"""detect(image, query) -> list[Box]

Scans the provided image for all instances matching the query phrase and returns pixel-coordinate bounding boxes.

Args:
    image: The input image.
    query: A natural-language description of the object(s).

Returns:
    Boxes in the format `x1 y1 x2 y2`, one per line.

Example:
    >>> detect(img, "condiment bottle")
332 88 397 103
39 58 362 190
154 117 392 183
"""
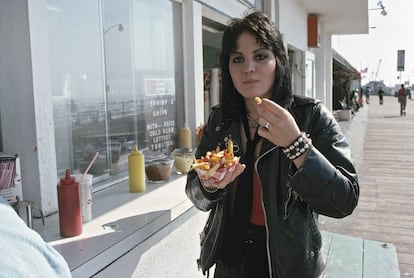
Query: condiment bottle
128 145 145 192
57 169 82 237
180 123 192 150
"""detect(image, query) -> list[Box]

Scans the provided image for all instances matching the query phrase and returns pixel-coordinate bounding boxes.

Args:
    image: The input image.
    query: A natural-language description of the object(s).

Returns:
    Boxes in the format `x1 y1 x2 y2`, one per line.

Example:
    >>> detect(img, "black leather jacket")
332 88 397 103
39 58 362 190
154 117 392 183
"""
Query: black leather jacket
186 96 359 278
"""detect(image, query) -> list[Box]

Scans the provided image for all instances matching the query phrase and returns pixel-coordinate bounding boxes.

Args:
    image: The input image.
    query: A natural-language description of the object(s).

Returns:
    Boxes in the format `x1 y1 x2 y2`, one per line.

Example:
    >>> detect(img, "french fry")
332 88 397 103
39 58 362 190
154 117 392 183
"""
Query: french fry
191 162 210 170
254 96 262 104
191 138 239 178
204 162 221 178
227 139 233 155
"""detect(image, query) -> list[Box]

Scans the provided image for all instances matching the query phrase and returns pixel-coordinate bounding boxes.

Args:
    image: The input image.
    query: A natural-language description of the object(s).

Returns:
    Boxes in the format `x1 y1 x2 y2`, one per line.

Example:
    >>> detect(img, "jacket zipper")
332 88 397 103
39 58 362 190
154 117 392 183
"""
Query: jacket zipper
283 185 293 221
255 145 279 278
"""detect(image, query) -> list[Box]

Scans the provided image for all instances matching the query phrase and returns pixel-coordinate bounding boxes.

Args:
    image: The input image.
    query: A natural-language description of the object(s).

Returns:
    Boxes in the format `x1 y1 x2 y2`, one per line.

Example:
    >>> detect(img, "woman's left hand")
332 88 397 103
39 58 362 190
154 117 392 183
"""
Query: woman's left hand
200 163 246 191
255 98 301 148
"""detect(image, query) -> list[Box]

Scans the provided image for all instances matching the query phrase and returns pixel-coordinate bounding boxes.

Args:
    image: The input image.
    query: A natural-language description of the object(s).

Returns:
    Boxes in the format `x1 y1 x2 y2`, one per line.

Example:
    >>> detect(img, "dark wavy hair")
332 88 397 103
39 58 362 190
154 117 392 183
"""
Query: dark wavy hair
220 12 293 120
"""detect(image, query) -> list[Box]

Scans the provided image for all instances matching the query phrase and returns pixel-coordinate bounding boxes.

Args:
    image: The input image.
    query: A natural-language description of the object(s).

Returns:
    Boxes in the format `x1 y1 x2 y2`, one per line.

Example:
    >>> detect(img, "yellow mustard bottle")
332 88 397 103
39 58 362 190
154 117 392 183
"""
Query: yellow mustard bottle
180 123 192 150
128 145 145 192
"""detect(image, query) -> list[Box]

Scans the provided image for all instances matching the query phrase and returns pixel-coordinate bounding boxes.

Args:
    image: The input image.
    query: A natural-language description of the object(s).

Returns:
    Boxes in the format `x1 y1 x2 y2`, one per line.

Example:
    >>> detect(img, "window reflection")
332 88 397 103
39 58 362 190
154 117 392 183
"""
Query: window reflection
48 0 182 187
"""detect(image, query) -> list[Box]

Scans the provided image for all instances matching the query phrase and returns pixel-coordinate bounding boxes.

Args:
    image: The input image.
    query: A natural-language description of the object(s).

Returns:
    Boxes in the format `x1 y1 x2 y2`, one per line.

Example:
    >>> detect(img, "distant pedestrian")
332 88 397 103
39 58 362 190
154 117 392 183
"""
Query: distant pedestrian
364 87 370 104
357 90 363 108
378 87 385 105
398 84 408 116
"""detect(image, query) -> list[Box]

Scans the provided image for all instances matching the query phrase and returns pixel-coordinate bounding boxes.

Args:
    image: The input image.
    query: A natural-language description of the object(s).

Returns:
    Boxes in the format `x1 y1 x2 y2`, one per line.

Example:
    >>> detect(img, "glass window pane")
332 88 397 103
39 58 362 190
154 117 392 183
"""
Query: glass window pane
48 0 183 187
47 0 107 179
131 0 179 153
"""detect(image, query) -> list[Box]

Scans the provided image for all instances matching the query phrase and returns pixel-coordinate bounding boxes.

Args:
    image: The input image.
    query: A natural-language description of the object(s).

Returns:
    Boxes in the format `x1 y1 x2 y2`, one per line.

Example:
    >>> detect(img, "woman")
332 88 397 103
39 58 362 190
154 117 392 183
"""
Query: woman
186 12 359 278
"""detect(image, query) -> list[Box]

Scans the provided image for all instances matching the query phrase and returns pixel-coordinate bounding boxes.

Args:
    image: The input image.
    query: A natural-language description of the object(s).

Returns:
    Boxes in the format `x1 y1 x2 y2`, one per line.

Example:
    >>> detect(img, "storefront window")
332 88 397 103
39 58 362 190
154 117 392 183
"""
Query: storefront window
47 0 182 187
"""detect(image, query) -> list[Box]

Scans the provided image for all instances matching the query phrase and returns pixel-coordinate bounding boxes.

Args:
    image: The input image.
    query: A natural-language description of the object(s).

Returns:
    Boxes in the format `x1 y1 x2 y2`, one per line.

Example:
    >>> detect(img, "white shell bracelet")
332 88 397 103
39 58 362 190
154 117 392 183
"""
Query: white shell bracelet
282 132 312 160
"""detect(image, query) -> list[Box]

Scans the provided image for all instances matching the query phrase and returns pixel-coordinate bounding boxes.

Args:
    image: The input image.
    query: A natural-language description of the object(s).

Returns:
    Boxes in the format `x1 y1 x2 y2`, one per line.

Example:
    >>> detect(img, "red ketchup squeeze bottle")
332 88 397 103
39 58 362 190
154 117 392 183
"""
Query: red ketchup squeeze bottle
57 169 82 237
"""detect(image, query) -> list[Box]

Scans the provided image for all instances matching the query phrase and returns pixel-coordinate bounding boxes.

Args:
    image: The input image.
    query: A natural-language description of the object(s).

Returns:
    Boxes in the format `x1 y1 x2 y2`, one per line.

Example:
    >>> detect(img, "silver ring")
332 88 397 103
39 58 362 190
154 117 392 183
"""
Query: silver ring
264 122 270 129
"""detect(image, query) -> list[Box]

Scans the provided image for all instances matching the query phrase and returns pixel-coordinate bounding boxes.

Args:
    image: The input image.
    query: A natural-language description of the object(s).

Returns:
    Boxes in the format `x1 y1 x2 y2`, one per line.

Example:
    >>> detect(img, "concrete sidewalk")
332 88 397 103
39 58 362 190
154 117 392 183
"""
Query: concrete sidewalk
97 96 414 278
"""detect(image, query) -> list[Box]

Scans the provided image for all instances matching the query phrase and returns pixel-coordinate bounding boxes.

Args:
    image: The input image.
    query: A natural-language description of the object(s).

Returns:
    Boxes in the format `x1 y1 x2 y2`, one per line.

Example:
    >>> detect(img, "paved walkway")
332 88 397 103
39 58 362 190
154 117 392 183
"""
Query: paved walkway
320 95 414 277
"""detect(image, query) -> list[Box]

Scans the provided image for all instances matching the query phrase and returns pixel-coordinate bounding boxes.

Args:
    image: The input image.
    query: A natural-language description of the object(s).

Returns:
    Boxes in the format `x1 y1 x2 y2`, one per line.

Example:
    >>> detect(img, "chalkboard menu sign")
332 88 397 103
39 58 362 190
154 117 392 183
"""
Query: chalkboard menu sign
143 95 176 153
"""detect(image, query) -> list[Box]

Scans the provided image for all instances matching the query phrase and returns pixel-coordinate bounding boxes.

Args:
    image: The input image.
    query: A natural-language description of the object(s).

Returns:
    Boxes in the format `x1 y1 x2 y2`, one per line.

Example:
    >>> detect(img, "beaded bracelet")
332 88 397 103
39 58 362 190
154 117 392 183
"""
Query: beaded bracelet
282 132 312 160
200 179 219 193
202 185 218 194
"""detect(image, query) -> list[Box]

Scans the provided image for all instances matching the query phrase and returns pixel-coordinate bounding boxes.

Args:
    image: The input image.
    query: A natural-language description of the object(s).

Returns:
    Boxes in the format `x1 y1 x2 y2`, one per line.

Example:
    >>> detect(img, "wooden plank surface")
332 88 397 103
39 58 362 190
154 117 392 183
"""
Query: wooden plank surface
319 96 414 277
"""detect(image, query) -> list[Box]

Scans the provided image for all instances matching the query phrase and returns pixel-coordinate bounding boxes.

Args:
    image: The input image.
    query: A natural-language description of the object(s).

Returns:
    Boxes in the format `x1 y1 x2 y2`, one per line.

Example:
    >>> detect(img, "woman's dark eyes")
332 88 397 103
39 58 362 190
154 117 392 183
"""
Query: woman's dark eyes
255 54 267 60
232 54 268 63
233 56 243 63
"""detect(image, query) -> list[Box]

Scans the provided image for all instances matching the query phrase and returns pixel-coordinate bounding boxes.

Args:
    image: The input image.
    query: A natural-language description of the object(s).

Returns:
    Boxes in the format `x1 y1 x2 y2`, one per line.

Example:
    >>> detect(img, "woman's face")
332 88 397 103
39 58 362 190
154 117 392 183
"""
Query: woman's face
229 32 276 100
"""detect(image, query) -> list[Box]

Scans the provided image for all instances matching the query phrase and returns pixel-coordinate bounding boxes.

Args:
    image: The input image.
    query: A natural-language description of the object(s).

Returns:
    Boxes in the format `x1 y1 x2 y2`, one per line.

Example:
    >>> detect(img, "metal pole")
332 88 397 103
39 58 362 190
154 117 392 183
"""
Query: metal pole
26 204 33 228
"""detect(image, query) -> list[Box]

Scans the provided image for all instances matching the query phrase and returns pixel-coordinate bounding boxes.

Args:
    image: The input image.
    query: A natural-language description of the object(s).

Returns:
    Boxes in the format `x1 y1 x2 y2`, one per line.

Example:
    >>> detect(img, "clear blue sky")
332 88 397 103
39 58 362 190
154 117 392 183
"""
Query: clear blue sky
332 0 414 87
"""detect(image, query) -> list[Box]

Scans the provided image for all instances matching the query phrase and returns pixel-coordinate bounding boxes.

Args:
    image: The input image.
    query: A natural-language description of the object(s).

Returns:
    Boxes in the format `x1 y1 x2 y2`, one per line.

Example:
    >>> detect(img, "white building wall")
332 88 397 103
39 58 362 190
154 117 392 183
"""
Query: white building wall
314 43 326 104
311 18 334 111
277 1 308 98
278 1 307 49
277 0 334 109
183 1 204 133
0 0 58 214
324 35 334 111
